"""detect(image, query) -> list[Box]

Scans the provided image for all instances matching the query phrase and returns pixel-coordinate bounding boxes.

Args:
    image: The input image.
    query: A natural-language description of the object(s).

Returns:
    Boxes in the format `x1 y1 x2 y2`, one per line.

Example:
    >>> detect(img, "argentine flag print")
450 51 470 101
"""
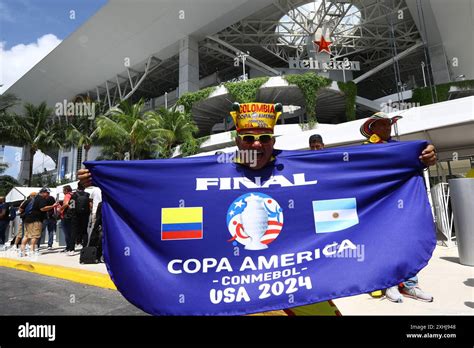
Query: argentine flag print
312 198 359 233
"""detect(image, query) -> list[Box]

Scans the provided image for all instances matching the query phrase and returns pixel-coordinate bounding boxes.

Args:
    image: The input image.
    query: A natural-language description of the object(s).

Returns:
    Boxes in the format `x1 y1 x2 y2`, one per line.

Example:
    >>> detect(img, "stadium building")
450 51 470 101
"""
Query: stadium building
4 0 474 192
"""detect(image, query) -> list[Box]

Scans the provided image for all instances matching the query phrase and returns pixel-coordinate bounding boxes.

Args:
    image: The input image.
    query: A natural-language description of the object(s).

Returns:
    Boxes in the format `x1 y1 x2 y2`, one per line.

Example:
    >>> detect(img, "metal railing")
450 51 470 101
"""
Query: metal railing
431 182 455 246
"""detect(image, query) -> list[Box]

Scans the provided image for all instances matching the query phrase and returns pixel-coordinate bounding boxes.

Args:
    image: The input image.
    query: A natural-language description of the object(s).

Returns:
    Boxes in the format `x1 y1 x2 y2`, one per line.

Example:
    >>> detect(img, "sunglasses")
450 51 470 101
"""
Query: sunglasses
237 134 274 144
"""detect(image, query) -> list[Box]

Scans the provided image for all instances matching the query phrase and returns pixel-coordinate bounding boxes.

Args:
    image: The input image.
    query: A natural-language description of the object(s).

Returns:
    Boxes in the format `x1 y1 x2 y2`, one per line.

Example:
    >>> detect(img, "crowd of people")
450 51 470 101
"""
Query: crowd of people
0 183 102 258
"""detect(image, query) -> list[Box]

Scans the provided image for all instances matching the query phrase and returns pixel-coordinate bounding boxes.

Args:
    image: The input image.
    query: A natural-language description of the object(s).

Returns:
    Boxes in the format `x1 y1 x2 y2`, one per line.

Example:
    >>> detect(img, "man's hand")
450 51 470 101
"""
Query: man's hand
419 144 437 167
77 168 93 188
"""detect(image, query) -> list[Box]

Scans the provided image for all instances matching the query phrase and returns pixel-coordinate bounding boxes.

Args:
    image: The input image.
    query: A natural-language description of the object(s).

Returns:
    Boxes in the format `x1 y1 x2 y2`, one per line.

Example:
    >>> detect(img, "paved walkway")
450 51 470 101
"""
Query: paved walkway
333 243 474 315
1 242 472 315
0 268 145 315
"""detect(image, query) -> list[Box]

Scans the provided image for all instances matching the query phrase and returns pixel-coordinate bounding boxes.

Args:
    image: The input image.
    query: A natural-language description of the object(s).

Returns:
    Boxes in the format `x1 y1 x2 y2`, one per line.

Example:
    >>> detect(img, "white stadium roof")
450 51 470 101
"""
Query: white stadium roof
6 0 275 110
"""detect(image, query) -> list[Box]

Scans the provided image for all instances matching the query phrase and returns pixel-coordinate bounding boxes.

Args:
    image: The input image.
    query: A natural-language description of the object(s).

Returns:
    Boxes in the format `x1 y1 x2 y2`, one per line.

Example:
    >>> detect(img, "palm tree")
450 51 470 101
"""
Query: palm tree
148 107 199 158
94 99 162 160
0 175 20 196
0 94 18 175
0 163 7 175
0 93 19 115
0 102 61 186
66 116 95 163
93 99 201 160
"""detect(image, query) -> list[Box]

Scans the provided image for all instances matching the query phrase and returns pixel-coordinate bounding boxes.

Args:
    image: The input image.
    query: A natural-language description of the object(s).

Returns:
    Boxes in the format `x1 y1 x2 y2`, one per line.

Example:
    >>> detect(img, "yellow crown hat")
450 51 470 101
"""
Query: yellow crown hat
230 102 283 132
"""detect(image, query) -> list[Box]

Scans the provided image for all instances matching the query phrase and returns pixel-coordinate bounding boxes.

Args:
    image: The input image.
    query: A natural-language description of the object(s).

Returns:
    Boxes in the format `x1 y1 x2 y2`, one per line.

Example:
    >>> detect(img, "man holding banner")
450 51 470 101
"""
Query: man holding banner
361 112 435 303
77 103 437 316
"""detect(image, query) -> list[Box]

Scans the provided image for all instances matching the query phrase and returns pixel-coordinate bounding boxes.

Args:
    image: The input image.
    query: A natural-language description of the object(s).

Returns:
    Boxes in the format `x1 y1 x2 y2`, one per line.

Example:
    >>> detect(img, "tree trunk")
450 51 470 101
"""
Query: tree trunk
84 144 91 163
28 149 36 186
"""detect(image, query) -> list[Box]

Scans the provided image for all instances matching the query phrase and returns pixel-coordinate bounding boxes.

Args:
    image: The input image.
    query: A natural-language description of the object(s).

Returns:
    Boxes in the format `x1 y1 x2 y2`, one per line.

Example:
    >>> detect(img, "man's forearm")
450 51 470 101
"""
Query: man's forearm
40 205 55 212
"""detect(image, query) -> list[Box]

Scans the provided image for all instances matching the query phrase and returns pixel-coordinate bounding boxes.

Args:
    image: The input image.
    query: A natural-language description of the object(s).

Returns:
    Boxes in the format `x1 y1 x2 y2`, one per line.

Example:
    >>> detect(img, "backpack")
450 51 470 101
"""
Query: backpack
72 191 90 215
23 198 35 218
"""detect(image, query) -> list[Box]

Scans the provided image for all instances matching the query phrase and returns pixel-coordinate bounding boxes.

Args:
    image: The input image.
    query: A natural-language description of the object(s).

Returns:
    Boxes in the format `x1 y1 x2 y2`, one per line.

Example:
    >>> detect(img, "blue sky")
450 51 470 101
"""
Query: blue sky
0 0 107 179
0 0 107 49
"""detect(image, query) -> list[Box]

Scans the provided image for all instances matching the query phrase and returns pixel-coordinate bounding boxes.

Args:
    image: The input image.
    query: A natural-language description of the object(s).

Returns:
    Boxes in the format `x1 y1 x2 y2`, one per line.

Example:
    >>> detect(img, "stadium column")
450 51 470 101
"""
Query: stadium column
406 0 451 84
178 36 200 97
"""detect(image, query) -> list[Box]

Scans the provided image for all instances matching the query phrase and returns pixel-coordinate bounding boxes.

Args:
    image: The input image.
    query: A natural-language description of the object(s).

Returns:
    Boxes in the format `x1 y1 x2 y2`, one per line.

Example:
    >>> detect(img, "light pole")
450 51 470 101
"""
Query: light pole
235 51 250 81
421 61 427 87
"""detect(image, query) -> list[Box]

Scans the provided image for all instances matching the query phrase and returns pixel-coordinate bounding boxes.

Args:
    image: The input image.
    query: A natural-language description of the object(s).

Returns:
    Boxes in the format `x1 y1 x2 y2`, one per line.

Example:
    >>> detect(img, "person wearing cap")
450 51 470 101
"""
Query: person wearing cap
309 134 325 150
229 102 341 316
361 112 436 303
15 192 37 251
39 188 58 250
20 188 58 257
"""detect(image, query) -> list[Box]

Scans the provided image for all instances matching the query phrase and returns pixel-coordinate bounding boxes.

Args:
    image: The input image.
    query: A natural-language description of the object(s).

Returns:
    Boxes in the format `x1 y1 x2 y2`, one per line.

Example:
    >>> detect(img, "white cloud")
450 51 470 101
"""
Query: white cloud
0 34 62 94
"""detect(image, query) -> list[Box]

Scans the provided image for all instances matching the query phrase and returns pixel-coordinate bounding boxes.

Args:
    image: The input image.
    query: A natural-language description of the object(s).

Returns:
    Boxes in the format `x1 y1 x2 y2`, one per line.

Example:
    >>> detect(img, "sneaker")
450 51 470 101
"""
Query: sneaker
385 285 403 303
18 250 24 257
400 286 434 302
47 246 52 250
67 251 74 256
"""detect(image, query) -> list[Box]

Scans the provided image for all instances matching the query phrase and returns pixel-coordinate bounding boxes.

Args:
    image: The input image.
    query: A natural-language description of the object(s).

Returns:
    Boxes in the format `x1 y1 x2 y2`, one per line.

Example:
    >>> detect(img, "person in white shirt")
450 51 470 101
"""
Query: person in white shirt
89 186 102 230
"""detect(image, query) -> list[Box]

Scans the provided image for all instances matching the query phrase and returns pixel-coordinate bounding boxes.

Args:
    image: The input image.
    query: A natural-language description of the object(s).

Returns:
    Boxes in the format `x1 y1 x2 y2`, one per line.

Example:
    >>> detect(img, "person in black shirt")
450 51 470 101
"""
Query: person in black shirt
37 189 58 250
70 183 92 248
20 188 58 257
0 196 10 250
16 192 37 250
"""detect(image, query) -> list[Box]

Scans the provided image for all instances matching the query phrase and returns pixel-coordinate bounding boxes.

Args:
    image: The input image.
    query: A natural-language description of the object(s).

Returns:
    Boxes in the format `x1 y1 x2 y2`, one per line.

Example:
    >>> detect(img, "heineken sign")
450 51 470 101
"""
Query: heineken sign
289 34 360 71
289 57 360 71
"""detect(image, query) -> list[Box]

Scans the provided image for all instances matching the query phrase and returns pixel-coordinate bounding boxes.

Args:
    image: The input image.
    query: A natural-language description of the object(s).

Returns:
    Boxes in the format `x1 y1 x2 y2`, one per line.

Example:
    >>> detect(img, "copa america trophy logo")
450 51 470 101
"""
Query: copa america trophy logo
226 193 284 250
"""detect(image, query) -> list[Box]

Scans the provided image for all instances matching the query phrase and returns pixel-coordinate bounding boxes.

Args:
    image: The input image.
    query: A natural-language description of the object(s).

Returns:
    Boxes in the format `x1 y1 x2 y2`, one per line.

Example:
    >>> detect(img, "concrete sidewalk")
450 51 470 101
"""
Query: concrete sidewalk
0 243 472 315
0 244 114 290
333 244 474 315
0 245 108 274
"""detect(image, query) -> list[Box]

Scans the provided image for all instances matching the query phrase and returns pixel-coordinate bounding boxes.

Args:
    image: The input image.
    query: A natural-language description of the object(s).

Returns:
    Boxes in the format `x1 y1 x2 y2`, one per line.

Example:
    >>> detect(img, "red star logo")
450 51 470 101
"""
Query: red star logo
313 36 332 54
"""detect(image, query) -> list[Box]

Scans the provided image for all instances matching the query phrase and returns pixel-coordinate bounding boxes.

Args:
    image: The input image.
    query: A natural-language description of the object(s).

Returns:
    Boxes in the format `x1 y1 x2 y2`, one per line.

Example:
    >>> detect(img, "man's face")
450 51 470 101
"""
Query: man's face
309 141 324 151
371 119 392 141
235 129 275 170
0 196 4 204
40 192 49 199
